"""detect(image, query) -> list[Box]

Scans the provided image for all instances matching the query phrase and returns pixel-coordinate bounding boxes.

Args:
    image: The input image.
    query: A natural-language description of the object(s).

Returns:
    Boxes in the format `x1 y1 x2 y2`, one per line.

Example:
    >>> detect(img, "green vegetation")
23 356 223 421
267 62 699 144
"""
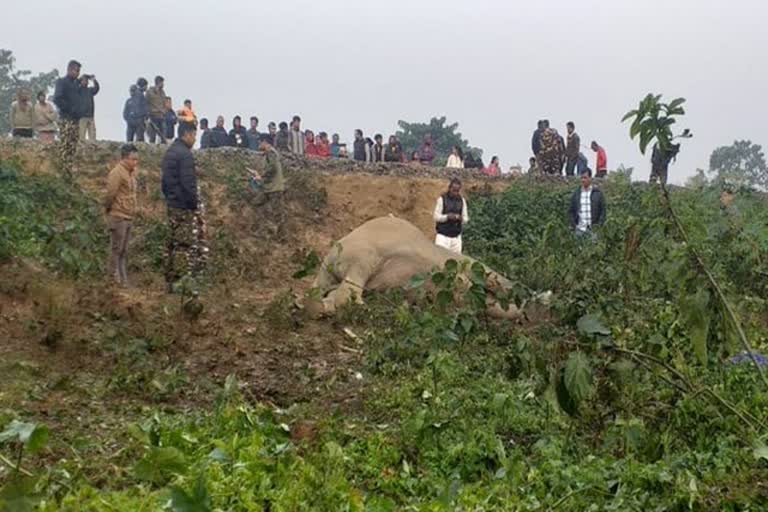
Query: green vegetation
1 155 768 510
0 159 104 276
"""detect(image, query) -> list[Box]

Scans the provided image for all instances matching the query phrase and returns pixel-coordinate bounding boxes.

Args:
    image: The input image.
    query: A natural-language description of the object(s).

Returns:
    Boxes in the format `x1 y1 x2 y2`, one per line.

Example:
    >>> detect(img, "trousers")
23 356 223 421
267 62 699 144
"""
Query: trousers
435 233 463 254
108 217 132 285
165 207 208 284
57 119 79 177
79 117 97 141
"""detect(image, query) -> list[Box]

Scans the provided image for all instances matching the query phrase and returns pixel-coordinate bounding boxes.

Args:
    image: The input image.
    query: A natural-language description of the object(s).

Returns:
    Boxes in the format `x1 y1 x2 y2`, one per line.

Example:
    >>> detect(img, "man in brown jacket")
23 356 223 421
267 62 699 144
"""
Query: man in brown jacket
146 76 168 144
104 144 139 286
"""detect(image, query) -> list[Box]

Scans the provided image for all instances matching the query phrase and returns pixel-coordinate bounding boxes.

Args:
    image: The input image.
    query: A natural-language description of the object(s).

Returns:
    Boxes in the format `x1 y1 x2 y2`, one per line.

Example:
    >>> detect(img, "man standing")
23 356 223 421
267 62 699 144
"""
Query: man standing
330 133 346 158
210 116 230 148
650 143 679 185
177 99 197 129
538 121 565 175
433 178 469 254
266 122 277 145
591 141 608 178
34 91 58 143
372 134 385 162
199 118 212 149
289 115 305 155
161 123 204 292
53 60 83 176
146 76 168 144
565 121 580 176
276 122 291 152
569 169 606 236
384 135 402 162
257 136 287 238
123 85 148 142
247 116 261 150
353 129 371 162
10 89 35 138
229 116 248 148
104 144 139 286
78 74 100 141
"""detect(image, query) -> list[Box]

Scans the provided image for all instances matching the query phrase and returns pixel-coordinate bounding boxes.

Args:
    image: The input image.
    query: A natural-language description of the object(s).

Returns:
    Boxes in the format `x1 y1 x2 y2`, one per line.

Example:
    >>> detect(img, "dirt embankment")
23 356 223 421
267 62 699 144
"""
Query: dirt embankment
0 140 511 418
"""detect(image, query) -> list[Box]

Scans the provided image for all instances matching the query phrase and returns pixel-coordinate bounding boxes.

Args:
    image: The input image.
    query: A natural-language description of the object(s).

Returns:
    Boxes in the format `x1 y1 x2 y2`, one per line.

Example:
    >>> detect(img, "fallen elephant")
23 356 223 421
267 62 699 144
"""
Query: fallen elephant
306 216 550 319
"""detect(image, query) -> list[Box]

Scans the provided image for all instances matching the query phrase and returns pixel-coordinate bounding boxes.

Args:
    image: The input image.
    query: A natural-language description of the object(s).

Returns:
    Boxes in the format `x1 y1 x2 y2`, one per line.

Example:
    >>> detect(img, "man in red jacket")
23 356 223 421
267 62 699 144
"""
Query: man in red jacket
591 141 607 178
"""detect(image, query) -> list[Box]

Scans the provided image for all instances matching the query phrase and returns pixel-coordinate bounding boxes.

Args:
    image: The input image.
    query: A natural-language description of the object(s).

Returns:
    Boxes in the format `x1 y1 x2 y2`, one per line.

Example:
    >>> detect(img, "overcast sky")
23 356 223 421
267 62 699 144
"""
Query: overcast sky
5 0 766 183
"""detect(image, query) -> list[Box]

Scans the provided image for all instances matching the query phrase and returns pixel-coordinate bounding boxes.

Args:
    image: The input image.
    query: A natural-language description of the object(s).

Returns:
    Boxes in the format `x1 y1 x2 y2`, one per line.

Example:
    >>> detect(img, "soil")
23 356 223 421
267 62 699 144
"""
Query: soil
0 141 513 440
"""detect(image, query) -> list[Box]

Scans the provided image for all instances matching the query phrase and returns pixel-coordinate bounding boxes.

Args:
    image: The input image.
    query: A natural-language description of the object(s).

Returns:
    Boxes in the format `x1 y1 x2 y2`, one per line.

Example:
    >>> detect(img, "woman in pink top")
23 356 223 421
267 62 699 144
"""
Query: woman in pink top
483 156 501 176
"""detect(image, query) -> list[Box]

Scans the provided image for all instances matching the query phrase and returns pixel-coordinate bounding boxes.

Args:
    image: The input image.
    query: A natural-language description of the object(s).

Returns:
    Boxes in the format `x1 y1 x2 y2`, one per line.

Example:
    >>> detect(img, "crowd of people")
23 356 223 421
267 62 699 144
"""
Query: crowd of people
14 59 615 294
527 119 608 179
7 59 678 186
8 61 525 179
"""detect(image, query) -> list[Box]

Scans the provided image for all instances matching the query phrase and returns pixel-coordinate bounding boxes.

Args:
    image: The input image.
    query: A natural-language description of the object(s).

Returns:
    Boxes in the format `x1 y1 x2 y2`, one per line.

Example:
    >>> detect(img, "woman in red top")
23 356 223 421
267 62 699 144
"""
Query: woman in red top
483 156 501 177
305 130 320 157
316 131 331 158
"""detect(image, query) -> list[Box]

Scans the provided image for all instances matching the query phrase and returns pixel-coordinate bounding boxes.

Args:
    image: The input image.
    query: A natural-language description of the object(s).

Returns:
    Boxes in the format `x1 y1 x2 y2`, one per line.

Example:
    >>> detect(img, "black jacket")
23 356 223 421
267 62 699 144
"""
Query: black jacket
200 129 212 149
161 139 198 210
531 128 544 155
53 76 82 121
209 127 231 148
569 187 606 228
229 126 248 148
78 81 100 118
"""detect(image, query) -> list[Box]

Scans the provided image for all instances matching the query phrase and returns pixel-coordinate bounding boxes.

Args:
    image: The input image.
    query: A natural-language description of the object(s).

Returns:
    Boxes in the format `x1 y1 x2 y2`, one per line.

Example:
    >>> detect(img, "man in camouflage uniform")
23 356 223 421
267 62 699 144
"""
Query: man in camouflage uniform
53 60 83 178
257 136 287 239
161 123 207 292
538 120 565 175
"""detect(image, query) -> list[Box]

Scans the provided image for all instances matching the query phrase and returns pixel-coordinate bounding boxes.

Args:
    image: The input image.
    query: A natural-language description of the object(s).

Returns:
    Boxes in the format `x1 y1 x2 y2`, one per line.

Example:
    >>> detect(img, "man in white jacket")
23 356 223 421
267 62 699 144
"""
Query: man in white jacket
433 178 469 254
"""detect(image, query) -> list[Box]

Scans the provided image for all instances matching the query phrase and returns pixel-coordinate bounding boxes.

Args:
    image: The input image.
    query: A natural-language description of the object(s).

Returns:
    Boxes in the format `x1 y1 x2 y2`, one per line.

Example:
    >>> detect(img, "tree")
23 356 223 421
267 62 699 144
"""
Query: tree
622 93 690 155
0 49 59 134
395 116 482 165
708 140 767 190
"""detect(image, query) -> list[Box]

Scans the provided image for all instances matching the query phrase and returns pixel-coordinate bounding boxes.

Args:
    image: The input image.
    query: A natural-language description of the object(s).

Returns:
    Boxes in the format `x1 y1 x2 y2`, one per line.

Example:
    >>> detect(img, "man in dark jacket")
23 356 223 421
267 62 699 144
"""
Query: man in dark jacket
199 118 212 149
275 122 291 152
53 59 83 177
78 74 100 141
564 121 581 176
161 123 206 291
123 85 148 142
372 134 385 162
209 116 231 148
569 169 606 236
229 116 248 148
247 117 261 150
353 129 371 162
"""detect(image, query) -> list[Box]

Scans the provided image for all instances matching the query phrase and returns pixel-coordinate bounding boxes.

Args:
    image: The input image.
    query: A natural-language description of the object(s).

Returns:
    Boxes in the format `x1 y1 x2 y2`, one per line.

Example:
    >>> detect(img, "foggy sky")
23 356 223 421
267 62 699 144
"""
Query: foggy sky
5 0 767 183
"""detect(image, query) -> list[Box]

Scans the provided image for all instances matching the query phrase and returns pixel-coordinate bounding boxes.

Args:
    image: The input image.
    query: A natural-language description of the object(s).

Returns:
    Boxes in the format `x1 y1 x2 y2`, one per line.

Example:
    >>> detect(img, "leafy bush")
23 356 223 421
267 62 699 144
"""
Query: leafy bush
0 159 105 276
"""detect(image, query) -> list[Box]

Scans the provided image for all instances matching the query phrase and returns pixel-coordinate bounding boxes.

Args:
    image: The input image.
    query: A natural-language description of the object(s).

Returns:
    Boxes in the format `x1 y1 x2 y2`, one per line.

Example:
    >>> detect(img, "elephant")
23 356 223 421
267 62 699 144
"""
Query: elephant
306 216 545 319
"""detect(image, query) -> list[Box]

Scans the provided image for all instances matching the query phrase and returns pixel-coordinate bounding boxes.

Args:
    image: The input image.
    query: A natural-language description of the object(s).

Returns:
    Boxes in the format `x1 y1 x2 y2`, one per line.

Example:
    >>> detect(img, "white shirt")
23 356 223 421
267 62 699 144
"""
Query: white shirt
446 154 464 169
577 187 592 232
433 196 469 225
